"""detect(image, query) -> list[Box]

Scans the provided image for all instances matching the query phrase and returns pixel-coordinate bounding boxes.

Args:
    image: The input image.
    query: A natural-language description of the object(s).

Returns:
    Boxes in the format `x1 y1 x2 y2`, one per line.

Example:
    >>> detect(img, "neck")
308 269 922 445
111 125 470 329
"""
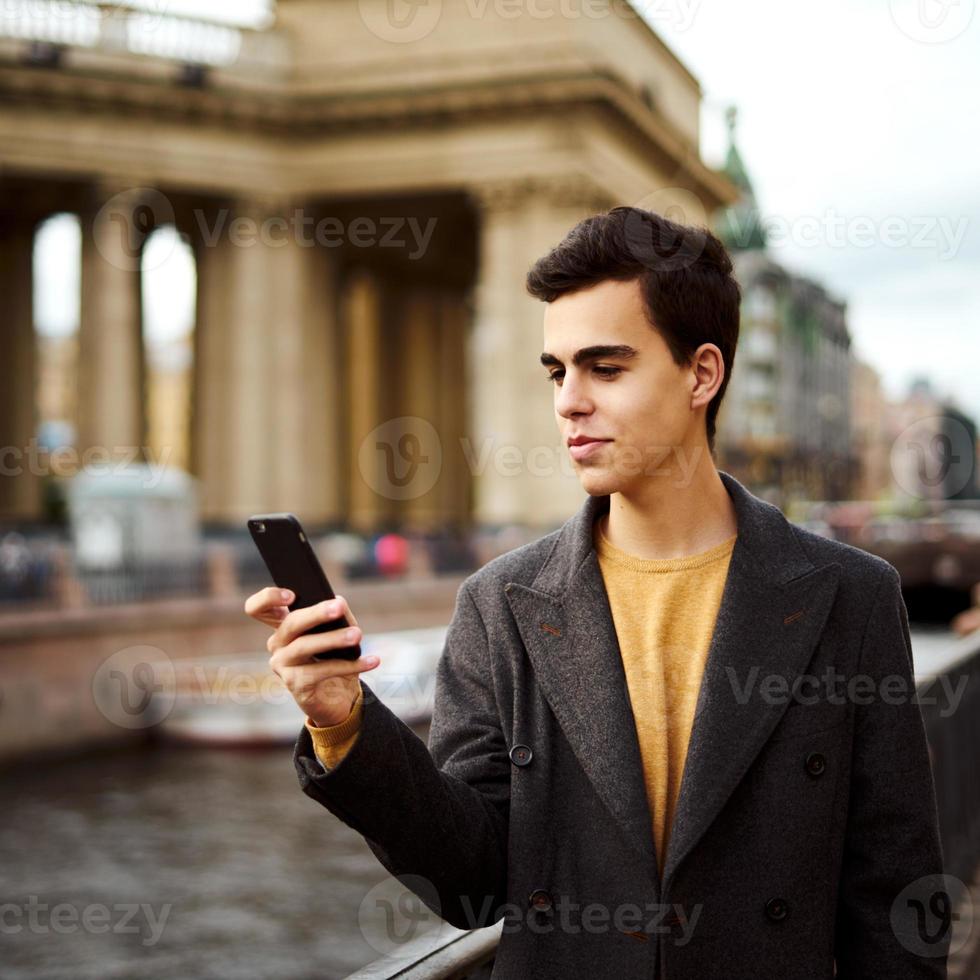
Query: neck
598 457 738 561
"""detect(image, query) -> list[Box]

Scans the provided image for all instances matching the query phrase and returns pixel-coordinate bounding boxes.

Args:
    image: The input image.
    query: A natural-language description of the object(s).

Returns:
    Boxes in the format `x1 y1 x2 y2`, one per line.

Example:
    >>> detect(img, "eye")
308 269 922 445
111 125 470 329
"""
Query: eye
545 366 622 385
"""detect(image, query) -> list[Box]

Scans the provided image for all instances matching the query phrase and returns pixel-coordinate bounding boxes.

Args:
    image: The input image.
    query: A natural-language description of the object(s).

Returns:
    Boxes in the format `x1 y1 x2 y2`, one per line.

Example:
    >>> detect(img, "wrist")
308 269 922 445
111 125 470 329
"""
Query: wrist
307 687 362 731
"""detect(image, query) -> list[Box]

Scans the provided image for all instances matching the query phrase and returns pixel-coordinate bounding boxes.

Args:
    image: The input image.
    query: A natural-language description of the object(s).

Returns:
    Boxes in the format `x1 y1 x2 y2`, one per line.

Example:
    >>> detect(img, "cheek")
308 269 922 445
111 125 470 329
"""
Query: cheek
617 380 675 421
621 389 689 445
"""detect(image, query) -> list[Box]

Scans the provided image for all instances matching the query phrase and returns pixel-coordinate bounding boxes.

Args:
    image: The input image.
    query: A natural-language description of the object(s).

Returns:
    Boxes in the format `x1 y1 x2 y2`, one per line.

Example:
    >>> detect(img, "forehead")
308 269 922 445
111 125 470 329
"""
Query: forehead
542 278 652 350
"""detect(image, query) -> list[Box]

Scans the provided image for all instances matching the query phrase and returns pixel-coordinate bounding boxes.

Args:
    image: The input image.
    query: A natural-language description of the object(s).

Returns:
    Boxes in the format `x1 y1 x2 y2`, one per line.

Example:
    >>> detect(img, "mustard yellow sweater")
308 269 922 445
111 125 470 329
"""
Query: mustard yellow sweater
593 516 736 872
307 516 736 873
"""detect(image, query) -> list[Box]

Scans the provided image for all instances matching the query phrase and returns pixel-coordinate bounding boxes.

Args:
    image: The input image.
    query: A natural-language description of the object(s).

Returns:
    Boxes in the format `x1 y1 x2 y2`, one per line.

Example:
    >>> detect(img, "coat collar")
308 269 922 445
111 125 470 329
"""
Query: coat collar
503 469 841 898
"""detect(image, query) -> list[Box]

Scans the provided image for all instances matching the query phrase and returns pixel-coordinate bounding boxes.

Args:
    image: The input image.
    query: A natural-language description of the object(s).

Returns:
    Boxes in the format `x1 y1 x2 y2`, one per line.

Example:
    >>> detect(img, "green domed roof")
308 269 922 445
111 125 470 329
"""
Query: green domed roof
718 106 767 251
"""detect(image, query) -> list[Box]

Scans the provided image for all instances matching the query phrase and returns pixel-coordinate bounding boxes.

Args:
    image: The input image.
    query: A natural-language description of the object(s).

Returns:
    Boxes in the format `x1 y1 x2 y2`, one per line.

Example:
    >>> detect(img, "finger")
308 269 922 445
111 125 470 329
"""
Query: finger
244 586 294 617
333 594 359 629
273 624 363 667
256 606 290 630
274 597 352 648
284 652 380 682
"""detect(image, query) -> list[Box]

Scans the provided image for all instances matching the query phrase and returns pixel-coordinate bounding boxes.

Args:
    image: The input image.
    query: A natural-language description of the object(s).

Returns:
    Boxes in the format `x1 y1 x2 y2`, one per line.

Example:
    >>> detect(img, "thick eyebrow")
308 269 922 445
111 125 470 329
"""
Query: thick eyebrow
539 344 640 369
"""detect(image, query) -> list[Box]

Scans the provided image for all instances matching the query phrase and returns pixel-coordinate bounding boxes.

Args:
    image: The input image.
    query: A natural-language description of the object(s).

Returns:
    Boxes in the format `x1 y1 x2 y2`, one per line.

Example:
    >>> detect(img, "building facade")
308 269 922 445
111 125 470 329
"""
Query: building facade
715 110 857 505
0 0 737 534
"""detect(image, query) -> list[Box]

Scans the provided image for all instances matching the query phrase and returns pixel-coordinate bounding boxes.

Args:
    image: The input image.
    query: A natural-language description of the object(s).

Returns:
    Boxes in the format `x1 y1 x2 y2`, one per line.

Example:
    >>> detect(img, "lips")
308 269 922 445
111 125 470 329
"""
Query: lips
568 438 611 462
567 436 611 447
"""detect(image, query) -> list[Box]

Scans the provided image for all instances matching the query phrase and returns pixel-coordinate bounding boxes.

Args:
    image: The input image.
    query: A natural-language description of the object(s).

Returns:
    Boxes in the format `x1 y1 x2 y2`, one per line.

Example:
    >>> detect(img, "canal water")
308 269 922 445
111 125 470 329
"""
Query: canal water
2 628 960 979
0 721 441 980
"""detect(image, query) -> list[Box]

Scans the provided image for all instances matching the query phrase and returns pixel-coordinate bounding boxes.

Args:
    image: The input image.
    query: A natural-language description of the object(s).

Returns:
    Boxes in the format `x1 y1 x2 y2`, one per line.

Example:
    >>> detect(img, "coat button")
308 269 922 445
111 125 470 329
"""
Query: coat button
528 889 553 912
765 897 789 921
805 752 826 777
510 744 533 767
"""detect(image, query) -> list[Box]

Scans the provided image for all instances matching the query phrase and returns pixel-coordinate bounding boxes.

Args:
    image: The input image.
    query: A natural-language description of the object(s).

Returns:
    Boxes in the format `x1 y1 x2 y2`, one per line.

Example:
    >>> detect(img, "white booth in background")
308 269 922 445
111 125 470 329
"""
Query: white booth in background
66 464 202 602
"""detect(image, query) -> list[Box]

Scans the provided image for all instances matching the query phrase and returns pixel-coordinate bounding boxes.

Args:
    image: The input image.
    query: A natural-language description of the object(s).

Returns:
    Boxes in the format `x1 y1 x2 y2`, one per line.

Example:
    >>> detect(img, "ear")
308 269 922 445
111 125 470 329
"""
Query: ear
690 344 725 408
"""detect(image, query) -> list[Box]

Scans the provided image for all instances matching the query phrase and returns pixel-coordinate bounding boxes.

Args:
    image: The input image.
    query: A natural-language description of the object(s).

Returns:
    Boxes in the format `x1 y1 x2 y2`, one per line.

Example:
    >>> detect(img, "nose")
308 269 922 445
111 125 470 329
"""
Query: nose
555 371 594 421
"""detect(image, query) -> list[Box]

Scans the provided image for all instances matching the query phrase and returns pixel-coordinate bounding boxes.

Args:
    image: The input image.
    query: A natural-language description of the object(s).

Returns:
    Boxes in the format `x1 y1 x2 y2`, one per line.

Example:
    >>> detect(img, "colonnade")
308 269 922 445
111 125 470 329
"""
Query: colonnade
0 175 611 531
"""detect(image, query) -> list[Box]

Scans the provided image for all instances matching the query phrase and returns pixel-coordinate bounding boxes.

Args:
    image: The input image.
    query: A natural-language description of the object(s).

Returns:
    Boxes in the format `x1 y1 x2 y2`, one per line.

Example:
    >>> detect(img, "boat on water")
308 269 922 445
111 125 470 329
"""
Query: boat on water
156 626 448 747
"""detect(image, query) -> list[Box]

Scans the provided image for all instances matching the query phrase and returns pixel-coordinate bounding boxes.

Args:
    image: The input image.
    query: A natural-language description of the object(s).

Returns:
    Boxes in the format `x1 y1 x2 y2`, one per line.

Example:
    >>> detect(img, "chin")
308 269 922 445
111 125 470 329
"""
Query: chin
576 468 622 498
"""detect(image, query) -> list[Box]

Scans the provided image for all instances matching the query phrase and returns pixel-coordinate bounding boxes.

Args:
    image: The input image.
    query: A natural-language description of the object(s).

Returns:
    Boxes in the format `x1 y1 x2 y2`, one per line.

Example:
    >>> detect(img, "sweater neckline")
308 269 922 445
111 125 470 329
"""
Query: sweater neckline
594 515 737 573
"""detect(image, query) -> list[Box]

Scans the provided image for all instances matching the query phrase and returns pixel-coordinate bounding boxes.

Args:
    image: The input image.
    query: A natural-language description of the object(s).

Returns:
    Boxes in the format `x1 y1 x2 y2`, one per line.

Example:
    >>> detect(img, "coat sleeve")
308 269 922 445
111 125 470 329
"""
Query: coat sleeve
834 564 950 978
292 579 511 930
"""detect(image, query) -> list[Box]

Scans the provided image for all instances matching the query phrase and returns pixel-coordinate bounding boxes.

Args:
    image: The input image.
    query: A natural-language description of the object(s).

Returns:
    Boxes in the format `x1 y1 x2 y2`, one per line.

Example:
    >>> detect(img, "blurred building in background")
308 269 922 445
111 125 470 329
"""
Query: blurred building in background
2 0 976 615
715 109 857 506
0 0 738 541
850 357 893 502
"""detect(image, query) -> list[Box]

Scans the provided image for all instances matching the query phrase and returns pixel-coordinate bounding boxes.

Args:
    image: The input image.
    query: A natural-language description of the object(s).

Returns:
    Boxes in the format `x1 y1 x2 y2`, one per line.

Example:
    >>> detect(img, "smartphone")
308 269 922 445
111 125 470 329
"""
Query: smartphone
247 513 361 661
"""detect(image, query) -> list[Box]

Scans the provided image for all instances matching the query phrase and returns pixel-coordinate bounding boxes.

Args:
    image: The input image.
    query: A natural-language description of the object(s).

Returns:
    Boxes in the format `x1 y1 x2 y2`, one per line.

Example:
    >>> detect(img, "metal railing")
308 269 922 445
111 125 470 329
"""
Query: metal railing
72 555 210 604
344 922 502 980
0 528 483 609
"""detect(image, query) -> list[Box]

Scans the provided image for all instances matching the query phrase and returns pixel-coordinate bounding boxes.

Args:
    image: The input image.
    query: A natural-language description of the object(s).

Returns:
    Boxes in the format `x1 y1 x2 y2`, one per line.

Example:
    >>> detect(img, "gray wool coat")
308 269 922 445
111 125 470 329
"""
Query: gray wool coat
293 469 950 979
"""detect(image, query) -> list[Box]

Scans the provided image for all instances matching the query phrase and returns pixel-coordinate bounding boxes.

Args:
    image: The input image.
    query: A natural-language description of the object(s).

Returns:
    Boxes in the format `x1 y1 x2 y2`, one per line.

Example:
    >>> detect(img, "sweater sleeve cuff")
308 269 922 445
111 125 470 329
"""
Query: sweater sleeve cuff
305 688 364 751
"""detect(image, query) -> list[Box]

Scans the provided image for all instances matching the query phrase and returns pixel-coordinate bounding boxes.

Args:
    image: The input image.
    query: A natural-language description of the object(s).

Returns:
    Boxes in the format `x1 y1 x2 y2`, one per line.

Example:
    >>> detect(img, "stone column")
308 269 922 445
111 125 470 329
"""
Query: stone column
191 213 234 523
437 289 471 528
0 215 43 522
192 196 344 526
398 284 442 533
77 184 146 463
344 267 386 534
468 176 613 529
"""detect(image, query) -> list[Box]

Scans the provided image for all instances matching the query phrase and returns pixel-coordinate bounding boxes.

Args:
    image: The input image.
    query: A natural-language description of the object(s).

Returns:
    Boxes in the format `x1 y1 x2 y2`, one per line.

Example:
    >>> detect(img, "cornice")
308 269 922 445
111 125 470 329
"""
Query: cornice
0 65 736 207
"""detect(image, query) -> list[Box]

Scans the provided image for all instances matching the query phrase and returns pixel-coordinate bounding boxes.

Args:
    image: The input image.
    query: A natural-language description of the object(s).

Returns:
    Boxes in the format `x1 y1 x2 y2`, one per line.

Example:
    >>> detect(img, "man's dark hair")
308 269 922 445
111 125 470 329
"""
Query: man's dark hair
525 206 741 454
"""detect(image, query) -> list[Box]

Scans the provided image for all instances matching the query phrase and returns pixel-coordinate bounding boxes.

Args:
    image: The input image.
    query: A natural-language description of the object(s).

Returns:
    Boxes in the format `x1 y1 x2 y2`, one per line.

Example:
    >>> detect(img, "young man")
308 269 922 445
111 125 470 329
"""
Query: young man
250 208 949 978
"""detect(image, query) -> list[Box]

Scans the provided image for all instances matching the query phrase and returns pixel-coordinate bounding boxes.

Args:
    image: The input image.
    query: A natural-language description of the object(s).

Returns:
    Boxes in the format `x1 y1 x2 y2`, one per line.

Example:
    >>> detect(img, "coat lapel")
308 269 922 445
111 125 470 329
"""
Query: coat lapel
503 470 842 896
505 556 662 890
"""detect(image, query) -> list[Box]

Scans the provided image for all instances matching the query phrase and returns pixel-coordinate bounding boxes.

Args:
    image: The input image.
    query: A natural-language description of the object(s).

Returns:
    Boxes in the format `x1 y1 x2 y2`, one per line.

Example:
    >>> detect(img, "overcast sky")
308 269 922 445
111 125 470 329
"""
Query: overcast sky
652 0 979 422
34 0 979 424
